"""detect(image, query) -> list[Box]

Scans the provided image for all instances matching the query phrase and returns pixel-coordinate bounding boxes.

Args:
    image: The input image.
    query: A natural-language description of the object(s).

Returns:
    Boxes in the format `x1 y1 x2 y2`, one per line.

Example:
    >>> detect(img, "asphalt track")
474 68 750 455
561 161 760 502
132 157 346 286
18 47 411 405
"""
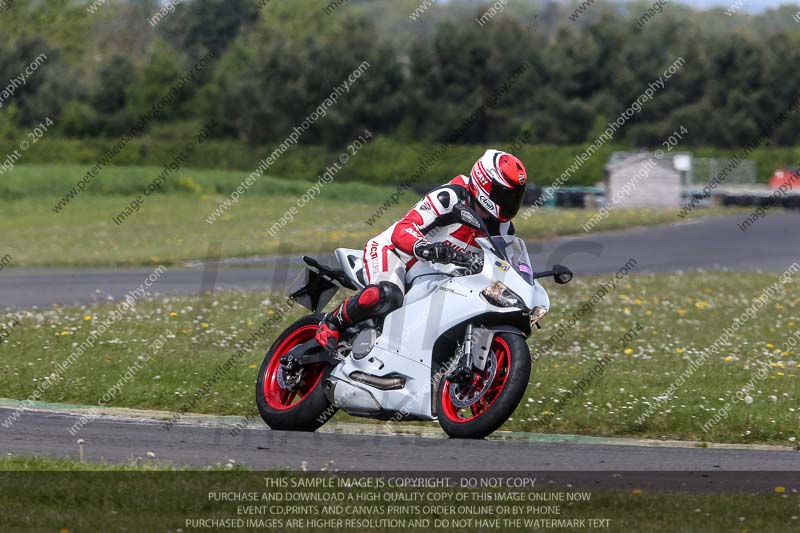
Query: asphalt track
3 212 800 310
1 405 799 491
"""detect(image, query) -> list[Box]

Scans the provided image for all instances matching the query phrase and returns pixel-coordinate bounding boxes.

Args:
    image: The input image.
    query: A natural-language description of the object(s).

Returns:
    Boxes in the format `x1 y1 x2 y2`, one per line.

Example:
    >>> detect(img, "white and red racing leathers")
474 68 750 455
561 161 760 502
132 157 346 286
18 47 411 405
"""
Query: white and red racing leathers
363 175 515 291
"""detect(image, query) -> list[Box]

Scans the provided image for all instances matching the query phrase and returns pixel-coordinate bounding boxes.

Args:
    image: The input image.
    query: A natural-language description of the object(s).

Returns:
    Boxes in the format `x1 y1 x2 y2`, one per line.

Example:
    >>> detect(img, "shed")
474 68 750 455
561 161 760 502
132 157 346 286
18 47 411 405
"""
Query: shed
604 152 683 209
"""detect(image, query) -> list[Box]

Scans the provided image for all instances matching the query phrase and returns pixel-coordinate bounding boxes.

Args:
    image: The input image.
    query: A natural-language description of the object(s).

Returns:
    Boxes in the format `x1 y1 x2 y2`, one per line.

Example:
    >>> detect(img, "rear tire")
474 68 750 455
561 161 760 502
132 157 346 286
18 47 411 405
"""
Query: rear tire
256 314 337 431
436 333 530 439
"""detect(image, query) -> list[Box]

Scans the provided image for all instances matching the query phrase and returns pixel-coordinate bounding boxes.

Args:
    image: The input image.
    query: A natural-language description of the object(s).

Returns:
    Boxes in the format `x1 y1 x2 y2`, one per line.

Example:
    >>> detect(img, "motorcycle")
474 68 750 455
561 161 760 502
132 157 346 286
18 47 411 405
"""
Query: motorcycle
256 204 573 439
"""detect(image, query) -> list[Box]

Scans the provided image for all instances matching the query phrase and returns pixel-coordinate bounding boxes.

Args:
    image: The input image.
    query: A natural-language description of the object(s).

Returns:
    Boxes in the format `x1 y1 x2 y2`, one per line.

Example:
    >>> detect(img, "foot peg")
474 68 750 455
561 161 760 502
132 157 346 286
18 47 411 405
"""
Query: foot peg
281 339 340 368
279 354 301 372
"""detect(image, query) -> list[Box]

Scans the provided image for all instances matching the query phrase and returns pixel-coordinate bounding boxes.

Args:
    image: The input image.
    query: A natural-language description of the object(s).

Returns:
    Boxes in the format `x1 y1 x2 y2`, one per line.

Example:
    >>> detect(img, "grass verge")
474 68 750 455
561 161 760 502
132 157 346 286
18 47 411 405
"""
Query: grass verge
0 456 232 471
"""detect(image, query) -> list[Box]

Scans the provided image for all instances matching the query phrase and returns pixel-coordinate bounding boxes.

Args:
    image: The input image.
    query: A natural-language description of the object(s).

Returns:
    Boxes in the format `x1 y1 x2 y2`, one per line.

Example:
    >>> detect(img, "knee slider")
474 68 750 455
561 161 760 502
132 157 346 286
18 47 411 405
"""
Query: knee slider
376 282 404 314
356 286 381 308
354 283 403 316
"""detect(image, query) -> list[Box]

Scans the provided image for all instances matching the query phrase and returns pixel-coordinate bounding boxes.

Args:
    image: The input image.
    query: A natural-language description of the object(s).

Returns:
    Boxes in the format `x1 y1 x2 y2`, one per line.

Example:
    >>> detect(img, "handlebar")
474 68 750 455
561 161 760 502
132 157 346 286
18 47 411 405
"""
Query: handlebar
449 251 483 274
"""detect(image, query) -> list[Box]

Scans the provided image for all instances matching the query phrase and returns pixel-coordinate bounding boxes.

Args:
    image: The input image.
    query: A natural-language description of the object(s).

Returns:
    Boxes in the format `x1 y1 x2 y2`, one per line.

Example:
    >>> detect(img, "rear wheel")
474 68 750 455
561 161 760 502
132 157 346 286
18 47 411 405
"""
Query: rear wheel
436 333 530 439
256 314 337 431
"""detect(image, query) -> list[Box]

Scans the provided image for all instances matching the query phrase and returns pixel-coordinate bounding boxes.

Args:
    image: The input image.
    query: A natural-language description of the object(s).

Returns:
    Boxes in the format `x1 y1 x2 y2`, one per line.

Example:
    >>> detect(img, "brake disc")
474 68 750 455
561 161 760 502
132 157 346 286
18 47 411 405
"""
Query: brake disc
448 350 498 408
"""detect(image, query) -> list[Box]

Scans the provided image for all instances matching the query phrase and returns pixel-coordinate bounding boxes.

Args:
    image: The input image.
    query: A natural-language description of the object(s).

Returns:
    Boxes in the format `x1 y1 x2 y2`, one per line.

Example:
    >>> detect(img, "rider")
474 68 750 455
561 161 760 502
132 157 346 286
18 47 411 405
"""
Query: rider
315 149 528 351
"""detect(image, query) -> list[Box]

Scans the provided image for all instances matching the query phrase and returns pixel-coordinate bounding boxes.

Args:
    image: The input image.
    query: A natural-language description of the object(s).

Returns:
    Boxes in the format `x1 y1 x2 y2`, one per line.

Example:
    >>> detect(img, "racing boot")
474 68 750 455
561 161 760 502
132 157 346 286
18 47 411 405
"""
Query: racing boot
315 282 404 352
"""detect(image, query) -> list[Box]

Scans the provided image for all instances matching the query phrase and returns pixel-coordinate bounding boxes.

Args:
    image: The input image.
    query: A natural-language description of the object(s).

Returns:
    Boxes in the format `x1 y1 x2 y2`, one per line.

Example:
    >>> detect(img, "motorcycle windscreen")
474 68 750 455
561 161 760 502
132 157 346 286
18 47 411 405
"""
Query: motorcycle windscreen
503 237 535 284
286 267 339 312
476 236 534 284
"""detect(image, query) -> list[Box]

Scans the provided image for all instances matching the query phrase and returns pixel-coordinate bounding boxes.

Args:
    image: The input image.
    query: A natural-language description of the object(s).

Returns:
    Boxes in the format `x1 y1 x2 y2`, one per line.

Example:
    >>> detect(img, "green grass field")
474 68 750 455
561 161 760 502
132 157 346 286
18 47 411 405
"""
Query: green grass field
0 457 229 471
1 164 736 267
2 272 797 445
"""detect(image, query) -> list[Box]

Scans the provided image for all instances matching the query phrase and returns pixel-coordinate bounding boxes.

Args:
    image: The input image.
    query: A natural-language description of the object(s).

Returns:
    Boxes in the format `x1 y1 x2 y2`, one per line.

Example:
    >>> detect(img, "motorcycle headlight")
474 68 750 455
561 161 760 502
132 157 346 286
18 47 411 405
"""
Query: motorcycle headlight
481 281 526 309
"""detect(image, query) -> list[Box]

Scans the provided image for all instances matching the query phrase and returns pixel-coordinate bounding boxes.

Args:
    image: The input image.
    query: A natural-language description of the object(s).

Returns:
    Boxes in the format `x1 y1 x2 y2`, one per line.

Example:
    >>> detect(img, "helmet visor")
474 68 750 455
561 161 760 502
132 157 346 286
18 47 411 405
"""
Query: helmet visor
490 183 525 221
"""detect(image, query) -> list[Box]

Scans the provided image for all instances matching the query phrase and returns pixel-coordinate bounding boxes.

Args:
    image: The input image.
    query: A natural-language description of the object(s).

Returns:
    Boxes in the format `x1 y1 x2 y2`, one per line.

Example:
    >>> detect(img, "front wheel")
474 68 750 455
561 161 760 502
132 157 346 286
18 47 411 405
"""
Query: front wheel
256 314 337 431
436 333 530 439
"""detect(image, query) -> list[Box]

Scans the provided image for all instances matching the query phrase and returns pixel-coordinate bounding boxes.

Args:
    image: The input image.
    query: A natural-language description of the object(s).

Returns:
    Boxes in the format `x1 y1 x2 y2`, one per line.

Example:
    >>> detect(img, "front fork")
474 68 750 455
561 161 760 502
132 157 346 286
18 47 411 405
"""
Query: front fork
447 324 476 384
463 324 474 368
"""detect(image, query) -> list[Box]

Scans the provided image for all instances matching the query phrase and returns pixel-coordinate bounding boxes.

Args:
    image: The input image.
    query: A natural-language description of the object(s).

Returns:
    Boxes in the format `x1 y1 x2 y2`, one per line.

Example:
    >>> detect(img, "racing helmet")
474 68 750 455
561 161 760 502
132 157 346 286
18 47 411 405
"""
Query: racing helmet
468 149 528 222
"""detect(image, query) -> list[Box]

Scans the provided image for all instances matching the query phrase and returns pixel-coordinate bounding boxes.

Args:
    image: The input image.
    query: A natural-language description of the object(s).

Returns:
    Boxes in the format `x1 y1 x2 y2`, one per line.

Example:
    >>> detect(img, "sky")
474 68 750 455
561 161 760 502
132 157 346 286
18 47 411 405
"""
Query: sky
447 0 800 14
671 0 797 11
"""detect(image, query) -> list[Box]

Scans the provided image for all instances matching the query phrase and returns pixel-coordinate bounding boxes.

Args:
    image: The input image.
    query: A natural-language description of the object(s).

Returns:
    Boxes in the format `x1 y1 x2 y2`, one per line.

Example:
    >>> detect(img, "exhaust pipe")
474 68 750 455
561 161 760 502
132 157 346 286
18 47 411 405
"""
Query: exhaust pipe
349 371 405 391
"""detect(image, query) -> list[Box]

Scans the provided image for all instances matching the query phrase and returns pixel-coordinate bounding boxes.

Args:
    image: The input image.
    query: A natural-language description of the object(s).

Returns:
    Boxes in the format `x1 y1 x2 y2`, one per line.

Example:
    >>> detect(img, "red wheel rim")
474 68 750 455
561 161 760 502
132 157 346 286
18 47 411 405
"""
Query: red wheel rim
440 337 512 424
262 324 325 410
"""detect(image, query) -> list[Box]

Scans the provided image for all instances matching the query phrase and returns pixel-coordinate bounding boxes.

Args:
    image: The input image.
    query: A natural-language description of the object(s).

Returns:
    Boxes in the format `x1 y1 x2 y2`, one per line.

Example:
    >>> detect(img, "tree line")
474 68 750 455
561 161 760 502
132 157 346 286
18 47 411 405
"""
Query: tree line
0 0 799 151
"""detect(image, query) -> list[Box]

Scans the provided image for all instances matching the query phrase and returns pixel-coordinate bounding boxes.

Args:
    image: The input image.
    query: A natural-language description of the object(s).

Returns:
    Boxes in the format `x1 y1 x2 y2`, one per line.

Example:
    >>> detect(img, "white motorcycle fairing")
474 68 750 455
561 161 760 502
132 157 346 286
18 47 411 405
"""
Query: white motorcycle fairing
326 236 549 421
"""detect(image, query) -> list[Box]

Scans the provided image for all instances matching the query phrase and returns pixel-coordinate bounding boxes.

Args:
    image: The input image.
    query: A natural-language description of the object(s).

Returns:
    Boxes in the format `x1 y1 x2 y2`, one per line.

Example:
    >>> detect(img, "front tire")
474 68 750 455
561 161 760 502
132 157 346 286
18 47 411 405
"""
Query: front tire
436 333 530 439
256 314 337 431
